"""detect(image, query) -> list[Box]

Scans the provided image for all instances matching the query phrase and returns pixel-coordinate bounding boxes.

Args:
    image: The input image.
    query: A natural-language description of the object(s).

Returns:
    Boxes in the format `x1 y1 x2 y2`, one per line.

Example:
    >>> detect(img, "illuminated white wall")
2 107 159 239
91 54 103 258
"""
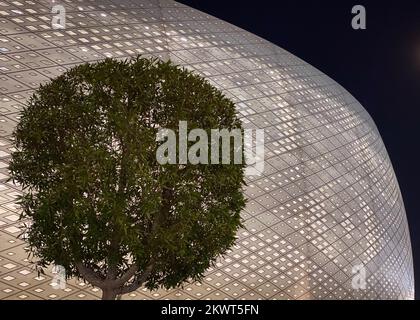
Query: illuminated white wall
0 0 414 299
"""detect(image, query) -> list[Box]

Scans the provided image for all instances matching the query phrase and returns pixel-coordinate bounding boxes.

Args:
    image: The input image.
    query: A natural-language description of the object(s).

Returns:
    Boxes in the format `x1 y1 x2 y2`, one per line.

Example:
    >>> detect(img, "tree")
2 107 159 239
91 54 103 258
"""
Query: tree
9 56 246 300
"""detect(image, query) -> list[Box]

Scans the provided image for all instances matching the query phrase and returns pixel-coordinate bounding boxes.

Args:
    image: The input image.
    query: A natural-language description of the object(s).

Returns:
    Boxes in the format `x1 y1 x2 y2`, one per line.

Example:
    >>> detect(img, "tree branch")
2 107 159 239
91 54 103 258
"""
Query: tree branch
110 187 172 294
111 263 138 287
75 262 106 288
106 128 131 281
117 260 154 295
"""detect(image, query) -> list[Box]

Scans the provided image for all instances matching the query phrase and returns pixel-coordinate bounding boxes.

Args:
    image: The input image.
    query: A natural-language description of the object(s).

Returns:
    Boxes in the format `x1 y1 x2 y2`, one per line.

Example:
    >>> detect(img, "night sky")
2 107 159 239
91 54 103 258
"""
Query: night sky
178 0 420 298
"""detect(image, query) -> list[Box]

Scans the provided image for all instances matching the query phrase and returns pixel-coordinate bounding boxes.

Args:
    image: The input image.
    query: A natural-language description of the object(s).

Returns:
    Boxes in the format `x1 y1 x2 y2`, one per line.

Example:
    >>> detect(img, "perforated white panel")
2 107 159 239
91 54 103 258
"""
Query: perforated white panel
0 0 414 300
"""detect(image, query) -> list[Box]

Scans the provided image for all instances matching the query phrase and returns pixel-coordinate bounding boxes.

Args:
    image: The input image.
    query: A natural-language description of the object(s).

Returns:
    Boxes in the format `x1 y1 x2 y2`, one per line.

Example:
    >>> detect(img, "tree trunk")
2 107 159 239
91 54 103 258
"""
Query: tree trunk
102 288 117 300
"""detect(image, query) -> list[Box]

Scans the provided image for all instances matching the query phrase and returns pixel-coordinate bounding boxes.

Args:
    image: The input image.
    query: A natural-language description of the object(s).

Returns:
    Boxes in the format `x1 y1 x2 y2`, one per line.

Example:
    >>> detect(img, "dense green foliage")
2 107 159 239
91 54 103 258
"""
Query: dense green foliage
9 56 246 299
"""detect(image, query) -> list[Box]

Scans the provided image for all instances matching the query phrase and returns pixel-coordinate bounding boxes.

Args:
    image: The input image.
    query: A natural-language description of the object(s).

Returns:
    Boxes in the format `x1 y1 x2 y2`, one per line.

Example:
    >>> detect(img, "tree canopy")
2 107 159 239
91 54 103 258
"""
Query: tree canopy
9 56 246 300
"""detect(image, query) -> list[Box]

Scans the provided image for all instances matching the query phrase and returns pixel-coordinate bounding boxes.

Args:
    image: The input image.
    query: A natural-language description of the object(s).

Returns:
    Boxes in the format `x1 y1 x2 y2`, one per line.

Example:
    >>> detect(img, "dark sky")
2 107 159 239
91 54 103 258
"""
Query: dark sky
178 0 420 298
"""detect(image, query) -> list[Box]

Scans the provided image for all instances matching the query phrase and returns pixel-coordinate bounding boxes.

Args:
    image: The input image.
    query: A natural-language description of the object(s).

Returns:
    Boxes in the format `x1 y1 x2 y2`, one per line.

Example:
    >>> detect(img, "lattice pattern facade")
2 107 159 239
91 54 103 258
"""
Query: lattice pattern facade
0 0 414 300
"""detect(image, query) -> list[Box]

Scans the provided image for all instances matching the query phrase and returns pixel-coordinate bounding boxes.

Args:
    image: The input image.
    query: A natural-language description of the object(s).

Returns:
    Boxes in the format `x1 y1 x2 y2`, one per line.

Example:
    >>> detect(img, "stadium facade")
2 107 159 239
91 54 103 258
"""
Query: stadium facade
0 0 414 299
